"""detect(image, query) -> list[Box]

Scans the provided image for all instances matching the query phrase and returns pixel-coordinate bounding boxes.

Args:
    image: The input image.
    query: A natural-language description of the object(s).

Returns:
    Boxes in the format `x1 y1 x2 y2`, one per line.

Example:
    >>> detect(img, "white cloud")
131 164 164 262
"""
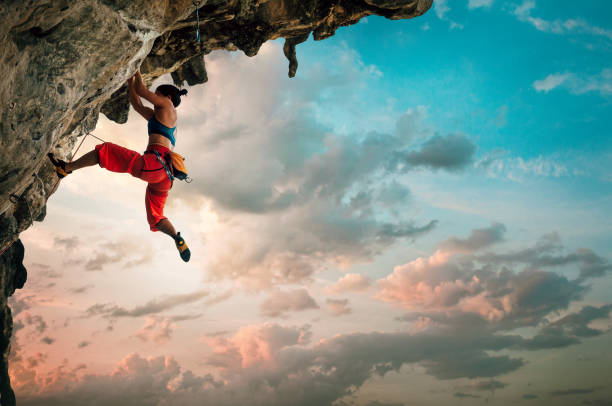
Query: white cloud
514 1 612 40
477 151 570 181
468 0 493 9
534 70 612 96
514 156 568 177
433 0 463 29
449 21 465 30
573 69 612 95
533 73 571 93
434 0 450 19
169 43 483 288
514 0 535 18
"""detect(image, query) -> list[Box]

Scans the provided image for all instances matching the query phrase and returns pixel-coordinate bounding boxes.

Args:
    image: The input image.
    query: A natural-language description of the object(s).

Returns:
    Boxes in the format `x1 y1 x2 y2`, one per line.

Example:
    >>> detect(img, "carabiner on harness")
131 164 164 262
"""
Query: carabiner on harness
151 150 174 182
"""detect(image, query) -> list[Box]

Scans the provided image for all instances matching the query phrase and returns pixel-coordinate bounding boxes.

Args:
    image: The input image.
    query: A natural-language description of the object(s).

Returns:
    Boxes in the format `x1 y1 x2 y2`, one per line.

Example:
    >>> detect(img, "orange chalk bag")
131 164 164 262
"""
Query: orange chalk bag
168 151 190 182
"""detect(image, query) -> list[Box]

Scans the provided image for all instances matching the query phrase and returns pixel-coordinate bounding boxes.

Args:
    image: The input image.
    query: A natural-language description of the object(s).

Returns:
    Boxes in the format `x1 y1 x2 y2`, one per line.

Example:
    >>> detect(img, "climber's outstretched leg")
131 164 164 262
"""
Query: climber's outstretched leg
65 150 99 171
146 184 191 263
47 144 106 178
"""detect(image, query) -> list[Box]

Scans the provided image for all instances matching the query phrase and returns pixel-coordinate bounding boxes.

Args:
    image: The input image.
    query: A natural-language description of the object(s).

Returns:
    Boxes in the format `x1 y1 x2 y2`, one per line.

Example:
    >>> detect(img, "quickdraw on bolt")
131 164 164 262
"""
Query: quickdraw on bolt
9 193 20 204
193 1 202 43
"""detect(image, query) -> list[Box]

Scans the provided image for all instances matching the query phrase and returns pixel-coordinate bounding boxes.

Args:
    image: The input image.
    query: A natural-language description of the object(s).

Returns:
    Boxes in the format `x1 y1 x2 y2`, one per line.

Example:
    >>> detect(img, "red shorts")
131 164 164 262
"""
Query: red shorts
95 142 172 232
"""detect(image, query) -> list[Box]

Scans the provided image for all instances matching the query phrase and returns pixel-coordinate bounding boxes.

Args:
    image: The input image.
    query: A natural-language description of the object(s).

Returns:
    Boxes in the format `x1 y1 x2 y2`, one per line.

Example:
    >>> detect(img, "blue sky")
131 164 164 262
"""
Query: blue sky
297 0 612 158
11 1 612 405
291 0 612 256
327 0 612 154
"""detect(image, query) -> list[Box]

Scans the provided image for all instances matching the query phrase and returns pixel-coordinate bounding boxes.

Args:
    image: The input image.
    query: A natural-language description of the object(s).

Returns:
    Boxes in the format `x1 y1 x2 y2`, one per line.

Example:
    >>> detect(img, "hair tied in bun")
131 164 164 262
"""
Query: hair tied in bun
156 84 188 107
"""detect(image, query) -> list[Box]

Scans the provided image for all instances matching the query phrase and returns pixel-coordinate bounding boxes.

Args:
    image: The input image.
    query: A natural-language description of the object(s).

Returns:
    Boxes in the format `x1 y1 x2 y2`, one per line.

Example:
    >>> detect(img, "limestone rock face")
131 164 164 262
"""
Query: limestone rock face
0 0 432 403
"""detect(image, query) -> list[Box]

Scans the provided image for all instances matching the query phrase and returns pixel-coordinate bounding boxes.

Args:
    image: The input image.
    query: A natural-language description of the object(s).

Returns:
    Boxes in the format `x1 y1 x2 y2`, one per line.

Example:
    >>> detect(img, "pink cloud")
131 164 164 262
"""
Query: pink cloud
132 314 202 344
326 299 352 316
376 247 533 322
133 317 175 344
260 289 319 317
376 250 485 312
376 224 507 319
326 273 372 293
376 226 589 327
204 323 311 369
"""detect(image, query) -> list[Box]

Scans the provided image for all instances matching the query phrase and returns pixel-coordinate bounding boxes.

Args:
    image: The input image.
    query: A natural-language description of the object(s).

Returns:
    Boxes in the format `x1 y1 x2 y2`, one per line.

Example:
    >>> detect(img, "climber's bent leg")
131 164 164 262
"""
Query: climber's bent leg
145 184 170 232
155 218 177 239
146 182 190 262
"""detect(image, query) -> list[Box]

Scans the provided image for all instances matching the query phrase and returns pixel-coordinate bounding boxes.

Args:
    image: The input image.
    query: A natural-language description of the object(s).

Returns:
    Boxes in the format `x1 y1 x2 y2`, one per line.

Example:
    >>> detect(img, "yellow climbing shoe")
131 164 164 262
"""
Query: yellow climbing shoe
47 153 72 179
175 232 191 262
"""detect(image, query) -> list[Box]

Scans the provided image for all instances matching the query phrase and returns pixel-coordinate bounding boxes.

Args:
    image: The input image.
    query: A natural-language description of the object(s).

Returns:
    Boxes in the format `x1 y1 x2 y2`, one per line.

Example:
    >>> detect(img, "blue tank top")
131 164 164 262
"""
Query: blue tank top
148 115 176 146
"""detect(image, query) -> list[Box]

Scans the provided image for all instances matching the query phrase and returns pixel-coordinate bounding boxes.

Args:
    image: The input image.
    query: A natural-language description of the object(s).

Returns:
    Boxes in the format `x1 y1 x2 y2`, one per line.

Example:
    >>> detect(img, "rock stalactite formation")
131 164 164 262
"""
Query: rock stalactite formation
0 240 26 406
0 0 432 403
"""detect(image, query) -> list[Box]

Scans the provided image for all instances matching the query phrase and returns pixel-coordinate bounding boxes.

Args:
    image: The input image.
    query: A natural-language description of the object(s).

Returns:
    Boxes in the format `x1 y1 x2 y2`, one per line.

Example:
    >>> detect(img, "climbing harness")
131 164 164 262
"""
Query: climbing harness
147 149 175 182
193 0 202 43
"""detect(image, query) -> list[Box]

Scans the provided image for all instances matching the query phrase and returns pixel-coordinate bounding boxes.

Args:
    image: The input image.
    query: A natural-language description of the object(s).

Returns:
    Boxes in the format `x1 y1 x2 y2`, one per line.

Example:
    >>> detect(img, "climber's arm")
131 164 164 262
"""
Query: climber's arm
127 76 154 120
133 70 172 108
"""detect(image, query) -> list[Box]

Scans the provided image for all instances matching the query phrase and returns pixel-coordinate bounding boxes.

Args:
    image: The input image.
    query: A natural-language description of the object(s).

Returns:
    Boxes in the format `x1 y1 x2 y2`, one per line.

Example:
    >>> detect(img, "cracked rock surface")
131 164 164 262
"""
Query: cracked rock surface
0 0 432 403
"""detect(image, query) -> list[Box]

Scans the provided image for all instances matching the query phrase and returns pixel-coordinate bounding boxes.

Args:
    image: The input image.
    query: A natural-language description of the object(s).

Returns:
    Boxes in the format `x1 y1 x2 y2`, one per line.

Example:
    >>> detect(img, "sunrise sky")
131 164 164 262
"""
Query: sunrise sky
9 1 612 405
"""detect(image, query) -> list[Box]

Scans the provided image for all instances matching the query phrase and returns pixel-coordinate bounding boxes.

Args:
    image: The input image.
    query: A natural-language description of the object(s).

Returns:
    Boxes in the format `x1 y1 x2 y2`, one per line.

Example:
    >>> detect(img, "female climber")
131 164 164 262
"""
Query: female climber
47 70 191 262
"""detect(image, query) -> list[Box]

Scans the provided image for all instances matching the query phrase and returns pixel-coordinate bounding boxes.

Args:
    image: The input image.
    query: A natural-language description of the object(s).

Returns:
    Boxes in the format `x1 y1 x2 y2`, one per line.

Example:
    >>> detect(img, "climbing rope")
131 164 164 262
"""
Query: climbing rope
193 0 202 43
0 243 11 257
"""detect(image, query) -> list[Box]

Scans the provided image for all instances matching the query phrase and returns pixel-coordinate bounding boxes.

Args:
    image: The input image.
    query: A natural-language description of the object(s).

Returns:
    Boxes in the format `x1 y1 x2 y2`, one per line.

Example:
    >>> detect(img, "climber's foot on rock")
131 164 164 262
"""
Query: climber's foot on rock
47 153 72 178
